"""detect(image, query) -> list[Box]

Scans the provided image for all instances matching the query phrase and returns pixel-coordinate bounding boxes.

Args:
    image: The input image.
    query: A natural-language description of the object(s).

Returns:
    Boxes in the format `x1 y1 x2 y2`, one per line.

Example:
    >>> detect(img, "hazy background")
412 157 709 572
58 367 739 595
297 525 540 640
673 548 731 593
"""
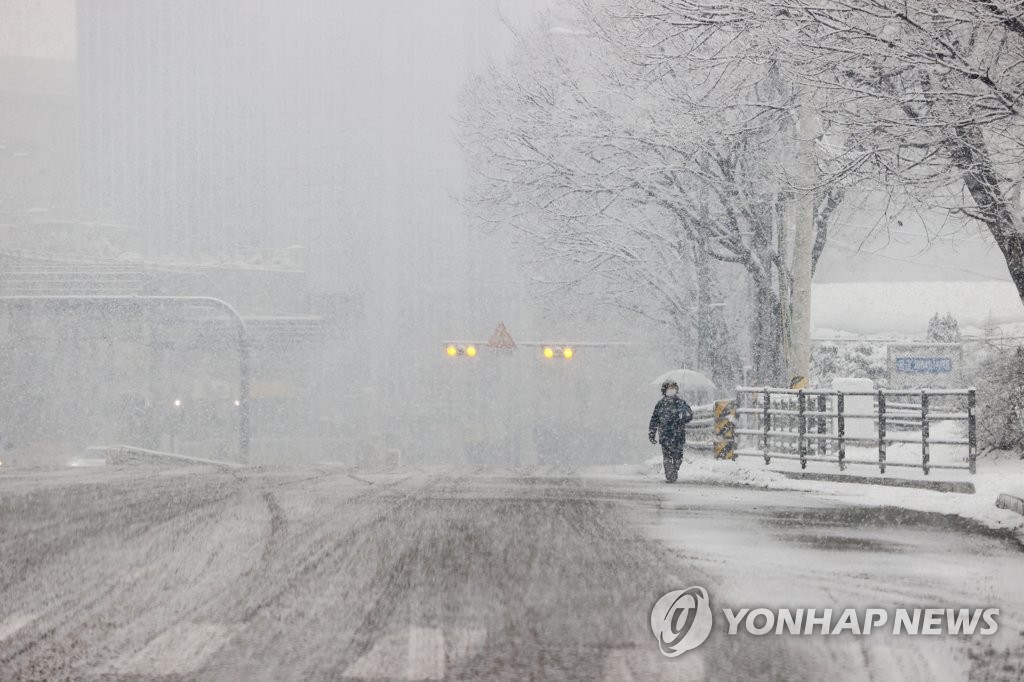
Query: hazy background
0 0 1016 465
1 0 658 465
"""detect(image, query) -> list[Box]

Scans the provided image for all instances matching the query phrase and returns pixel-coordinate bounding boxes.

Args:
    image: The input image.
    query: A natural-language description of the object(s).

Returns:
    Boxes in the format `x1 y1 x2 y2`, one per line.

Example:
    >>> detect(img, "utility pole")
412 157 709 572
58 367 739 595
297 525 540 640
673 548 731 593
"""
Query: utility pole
789 93 816 384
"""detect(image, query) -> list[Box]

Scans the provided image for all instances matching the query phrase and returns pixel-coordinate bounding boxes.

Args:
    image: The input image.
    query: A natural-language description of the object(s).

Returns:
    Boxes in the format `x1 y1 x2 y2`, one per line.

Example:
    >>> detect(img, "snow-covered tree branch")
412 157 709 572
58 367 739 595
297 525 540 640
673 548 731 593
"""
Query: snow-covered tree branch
620 0 1024 303
460 4 844 383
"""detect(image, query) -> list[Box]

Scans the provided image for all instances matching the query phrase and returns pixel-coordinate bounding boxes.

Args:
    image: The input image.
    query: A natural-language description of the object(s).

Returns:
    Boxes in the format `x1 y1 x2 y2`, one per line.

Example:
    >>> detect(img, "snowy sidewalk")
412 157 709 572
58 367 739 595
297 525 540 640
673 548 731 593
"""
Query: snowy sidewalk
583 448 1024 543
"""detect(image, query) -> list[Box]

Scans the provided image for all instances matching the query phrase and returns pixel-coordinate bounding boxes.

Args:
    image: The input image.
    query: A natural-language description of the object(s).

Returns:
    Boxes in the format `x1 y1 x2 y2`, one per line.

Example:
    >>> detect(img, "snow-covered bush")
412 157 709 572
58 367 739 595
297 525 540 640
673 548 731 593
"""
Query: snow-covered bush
973 346 1024 454
810 341 887 388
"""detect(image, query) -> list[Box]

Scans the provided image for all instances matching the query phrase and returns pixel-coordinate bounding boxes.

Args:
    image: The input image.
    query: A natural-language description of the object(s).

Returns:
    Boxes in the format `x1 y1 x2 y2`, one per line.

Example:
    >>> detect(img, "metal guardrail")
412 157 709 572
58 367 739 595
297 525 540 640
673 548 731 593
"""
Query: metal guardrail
88 444 242 468
731 386 977 475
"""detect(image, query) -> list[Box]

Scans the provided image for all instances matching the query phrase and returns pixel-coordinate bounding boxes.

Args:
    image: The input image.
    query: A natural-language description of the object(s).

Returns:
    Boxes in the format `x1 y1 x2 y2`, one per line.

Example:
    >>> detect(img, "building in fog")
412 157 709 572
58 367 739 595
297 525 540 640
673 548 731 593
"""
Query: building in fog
1 2 545 464
76 2 274 257
73 1 498 452
0 55 77 225
73 0 492 284
74 1 403 287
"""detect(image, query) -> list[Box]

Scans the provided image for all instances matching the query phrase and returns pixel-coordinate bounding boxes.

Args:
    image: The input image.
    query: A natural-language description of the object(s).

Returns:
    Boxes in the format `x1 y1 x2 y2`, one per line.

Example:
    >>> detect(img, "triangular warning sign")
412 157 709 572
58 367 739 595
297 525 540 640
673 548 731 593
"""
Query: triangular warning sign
488 322 517 349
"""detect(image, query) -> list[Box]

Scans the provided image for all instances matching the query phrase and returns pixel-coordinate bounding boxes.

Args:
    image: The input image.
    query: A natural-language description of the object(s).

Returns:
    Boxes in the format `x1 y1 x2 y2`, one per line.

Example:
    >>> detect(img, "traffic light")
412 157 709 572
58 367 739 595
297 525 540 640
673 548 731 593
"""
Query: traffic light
443 323 616 361
541 346 574 360
445 343 479 358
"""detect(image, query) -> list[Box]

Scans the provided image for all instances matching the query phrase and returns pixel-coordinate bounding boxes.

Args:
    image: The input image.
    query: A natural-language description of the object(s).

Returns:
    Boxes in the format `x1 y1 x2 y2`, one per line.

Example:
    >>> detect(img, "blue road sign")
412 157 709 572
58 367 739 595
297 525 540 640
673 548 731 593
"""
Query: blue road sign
894 357 953 373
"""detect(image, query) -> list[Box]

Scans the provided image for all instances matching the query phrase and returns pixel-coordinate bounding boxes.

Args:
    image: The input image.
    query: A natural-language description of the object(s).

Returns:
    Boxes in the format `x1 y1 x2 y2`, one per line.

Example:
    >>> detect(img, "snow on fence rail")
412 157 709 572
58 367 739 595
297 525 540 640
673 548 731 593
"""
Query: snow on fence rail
731 386 977 475
682 402 718 453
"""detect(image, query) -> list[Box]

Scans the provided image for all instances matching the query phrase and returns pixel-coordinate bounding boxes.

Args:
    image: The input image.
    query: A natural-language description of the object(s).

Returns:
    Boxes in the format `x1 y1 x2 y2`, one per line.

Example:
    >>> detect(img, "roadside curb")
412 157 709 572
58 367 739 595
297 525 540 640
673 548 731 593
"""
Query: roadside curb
774 470 975 494
88 445 242 469
996 492 1024 516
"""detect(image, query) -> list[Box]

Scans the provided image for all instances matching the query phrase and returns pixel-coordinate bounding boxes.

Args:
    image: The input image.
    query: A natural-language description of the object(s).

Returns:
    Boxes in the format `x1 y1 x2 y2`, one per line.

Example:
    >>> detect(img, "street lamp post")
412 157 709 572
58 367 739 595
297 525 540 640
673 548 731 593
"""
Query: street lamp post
0 295 251 462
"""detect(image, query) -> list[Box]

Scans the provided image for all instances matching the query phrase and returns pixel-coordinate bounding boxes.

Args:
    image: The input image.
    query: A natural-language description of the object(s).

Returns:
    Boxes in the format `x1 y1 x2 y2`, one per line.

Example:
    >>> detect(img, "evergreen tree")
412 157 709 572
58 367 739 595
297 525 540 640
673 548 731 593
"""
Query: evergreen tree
927 313 961 344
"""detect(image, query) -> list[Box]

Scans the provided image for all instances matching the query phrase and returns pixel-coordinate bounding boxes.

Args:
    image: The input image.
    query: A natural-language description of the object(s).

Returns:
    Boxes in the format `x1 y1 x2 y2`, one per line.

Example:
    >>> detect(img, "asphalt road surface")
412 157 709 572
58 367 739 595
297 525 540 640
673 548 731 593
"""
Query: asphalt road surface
0 463 1022 681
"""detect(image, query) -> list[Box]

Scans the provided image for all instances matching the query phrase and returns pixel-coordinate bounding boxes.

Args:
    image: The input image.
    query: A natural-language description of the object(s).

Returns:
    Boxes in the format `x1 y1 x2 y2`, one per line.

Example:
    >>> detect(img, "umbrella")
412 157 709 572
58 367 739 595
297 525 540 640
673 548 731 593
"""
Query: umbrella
650 368 717 393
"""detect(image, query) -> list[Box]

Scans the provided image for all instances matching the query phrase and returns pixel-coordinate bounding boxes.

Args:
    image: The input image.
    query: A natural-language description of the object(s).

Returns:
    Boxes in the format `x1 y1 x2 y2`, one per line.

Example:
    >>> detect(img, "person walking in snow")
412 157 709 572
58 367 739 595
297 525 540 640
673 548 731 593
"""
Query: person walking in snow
649 380 694 483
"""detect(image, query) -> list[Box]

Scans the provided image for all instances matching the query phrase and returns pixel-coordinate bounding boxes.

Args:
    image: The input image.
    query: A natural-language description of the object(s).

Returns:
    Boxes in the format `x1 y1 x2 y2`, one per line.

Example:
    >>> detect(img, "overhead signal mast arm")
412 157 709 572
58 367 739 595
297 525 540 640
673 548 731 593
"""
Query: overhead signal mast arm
445 323 630 359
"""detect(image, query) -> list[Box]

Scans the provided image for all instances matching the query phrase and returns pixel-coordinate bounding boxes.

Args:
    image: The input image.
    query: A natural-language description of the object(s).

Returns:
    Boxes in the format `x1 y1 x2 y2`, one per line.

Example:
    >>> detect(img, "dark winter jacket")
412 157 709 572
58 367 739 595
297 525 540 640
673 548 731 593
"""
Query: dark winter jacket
649 396 694 445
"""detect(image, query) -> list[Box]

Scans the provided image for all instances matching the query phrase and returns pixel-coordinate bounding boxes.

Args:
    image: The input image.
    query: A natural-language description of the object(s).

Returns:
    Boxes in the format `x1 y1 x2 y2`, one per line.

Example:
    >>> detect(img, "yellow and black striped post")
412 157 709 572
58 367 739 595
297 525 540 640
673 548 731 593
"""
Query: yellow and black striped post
713 399 737 460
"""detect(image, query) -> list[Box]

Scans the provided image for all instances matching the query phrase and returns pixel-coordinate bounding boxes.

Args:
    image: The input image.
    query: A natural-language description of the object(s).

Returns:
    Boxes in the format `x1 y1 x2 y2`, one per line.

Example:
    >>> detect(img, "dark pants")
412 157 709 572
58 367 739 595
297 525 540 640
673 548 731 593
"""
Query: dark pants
661 442 684 482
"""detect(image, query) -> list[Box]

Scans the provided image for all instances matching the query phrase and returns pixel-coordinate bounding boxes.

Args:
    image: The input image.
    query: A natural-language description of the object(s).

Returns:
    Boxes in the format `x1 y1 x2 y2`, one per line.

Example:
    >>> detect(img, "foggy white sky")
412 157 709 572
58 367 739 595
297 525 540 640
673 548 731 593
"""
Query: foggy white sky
816 196 1012 283
0 0 75 60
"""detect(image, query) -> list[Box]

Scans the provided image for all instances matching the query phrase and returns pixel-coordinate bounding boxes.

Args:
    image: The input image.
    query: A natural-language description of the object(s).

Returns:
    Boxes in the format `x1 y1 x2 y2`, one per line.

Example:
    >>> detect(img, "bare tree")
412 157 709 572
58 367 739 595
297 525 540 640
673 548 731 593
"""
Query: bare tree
461 7 842 383
621 0 1024 303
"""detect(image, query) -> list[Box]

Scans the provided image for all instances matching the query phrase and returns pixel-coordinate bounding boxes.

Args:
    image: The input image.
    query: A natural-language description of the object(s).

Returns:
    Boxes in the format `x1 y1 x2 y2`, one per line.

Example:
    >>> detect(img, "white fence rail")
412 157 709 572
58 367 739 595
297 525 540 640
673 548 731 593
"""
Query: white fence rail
732 386 977 475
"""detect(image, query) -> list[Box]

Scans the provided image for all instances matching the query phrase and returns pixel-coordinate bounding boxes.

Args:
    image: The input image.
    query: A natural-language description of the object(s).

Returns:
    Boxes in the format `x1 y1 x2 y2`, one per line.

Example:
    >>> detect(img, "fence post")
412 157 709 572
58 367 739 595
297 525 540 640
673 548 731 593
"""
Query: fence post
878 389 887 474
817 393 827 459
968 388 977 474
735 388 743 460
763 389 771 465
921 391 930 475
837 391 846 472
798 390 807 470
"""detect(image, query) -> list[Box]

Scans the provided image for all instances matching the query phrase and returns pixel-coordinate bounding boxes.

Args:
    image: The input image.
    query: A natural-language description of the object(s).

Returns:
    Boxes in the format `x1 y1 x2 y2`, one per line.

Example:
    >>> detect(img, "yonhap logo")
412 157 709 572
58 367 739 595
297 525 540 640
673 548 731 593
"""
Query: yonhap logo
648 586 999 656
650 587 714 657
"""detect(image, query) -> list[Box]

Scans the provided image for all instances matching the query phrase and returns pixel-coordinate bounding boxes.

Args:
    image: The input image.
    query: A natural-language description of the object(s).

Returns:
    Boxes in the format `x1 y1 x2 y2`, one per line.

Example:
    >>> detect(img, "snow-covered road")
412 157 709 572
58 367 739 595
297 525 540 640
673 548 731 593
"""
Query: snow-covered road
0 464 1020 680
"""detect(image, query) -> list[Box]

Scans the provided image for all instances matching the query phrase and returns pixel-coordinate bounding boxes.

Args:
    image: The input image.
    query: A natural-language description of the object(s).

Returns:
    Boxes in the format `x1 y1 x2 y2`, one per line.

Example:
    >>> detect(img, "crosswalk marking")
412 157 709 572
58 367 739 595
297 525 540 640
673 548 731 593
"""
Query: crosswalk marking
601 648 705 682
344 626 444 680
445 627 487 663
0 613 38 643
343 626 487 680
99 623 238 677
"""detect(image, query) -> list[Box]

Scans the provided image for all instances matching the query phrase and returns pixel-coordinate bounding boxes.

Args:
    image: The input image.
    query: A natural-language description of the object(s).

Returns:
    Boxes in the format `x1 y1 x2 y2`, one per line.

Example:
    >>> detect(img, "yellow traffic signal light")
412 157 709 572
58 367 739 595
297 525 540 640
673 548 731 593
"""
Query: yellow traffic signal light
445 343 480 358
541 346 574 360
